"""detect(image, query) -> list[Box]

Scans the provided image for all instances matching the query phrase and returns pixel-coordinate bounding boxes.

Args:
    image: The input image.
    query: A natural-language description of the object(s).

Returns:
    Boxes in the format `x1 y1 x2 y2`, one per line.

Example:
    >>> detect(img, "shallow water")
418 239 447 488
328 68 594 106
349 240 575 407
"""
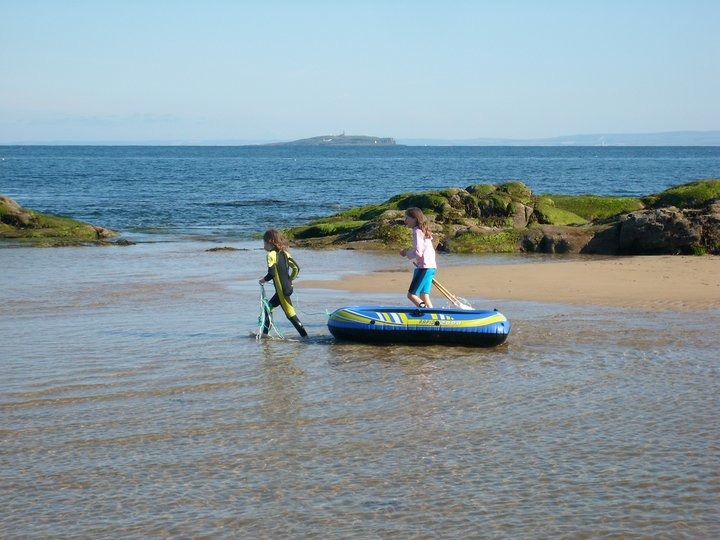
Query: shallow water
2 244 719 538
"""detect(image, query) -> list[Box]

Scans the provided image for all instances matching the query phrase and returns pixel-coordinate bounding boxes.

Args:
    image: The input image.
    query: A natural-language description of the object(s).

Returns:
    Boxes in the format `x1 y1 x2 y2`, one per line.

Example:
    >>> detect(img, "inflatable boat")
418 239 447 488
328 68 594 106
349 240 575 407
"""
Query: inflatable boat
327 305 510 347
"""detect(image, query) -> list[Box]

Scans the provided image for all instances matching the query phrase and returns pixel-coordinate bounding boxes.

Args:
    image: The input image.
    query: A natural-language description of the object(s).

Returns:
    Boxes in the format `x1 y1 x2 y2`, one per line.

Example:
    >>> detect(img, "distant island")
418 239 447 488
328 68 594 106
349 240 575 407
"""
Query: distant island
267 133 397 146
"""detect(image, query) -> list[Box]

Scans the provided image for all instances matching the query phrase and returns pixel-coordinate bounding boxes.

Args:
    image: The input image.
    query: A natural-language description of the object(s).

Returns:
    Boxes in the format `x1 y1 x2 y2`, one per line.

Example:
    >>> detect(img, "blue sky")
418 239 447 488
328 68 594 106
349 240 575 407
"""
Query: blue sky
1 0 718 143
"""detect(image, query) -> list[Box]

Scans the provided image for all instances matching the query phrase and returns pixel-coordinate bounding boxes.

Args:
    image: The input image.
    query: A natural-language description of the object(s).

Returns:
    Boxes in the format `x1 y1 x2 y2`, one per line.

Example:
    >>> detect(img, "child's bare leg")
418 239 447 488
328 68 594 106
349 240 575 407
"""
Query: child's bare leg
420 293 433 308
407 292 425 307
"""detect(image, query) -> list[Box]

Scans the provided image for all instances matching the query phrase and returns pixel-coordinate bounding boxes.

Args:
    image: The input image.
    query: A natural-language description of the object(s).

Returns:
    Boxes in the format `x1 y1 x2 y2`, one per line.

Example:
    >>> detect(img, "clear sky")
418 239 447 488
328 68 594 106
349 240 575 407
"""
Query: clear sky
1 0 718 143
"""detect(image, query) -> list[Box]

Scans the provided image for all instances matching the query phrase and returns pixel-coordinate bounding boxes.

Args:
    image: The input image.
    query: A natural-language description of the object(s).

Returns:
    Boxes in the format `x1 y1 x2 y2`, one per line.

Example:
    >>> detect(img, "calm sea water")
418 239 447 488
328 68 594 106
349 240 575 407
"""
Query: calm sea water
2 145 719 242
2 146 719 537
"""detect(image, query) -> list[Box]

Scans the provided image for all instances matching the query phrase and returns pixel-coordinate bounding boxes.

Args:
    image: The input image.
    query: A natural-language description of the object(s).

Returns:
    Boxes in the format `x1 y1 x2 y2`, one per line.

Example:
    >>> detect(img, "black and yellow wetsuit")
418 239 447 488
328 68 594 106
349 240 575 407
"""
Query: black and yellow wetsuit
261 249 307 337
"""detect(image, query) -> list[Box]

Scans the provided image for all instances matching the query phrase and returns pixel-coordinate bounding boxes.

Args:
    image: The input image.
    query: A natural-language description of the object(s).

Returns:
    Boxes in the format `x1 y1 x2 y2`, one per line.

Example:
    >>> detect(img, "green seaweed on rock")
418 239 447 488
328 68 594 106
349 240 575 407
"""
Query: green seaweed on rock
642 179 720 209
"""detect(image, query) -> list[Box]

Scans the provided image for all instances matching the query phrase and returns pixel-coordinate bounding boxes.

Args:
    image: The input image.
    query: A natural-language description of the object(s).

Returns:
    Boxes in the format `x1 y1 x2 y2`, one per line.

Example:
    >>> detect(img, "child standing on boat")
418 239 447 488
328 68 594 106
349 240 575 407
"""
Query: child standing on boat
258 229 308 338
400 207 437 308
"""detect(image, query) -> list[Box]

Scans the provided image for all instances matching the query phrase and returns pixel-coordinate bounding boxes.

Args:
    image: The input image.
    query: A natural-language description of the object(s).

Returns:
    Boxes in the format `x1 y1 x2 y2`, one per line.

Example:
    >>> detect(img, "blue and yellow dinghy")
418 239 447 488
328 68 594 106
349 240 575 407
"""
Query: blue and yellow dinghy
327 305 510 347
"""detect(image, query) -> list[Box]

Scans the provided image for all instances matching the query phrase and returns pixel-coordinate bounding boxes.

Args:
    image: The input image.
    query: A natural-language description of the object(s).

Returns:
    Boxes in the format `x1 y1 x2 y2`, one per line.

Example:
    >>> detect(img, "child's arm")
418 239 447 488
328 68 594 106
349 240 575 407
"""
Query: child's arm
288 255 300 281
404 228 425 260
259 251 277 284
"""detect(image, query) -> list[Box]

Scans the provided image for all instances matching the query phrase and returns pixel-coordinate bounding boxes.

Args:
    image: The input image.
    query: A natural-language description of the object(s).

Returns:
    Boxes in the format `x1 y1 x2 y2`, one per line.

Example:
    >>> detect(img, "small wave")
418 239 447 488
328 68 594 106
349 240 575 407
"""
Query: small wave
0 381 249 411
207 199 287 207
207 199 341 209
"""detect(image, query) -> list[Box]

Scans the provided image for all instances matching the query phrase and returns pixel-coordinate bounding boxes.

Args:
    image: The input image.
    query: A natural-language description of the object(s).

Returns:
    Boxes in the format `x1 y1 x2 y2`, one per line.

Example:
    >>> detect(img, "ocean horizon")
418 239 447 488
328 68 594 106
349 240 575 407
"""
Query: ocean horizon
5 128 720 146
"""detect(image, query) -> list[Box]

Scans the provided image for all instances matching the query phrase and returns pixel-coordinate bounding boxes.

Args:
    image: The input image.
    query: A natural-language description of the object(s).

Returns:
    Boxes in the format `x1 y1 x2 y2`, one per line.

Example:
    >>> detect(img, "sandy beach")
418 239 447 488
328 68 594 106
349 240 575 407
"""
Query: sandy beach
302 255 720 312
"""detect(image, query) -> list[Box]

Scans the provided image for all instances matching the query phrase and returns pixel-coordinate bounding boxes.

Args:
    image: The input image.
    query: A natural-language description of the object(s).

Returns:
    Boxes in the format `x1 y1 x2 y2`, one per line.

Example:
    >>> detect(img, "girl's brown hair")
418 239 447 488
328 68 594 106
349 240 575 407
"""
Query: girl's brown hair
263 229 289 251
405 207 432 238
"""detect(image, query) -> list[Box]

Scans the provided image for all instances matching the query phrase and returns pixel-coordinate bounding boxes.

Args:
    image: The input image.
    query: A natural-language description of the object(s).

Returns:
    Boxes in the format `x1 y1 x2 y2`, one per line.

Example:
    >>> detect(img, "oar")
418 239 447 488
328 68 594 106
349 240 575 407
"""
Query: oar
432 277 473 310
410 261 473 310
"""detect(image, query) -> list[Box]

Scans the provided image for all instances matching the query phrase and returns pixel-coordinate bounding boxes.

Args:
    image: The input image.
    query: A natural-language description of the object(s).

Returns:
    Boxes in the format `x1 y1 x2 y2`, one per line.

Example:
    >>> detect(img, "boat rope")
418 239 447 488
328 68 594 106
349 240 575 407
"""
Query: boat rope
289 290 332 318
257 285 285 341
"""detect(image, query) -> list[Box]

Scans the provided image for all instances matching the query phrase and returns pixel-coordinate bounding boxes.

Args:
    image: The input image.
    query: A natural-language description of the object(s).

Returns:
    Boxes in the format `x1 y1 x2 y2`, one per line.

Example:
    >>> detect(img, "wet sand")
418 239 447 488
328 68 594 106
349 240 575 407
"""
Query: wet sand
302 255 720 312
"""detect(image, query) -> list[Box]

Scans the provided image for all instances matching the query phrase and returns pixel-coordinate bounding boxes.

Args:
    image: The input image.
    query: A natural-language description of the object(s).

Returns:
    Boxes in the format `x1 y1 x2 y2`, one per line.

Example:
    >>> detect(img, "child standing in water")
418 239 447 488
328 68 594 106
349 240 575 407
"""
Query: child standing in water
399 207 437 308
258 229 308 338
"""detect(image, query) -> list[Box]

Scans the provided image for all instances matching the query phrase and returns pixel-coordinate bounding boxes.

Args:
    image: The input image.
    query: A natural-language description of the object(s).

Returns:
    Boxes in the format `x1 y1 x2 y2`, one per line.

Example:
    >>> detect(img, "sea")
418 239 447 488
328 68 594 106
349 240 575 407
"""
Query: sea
1 146 719 538
2 145 720 243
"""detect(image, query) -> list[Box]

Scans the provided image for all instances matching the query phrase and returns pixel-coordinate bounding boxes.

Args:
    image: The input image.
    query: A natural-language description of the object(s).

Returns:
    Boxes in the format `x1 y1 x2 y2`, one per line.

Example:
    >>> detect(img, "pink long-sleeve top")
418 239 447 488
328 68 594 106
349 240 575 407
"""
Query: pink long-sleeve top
405 227 437 268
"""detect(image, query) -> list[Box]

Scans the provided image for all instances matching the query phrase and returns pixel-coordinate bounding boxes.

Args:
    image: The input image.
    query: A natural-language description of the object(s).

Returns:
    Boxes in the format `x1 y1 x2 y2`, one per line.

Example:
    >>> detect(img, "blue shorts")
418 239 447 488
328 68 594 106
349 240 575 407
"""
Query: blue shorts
409 268 436 295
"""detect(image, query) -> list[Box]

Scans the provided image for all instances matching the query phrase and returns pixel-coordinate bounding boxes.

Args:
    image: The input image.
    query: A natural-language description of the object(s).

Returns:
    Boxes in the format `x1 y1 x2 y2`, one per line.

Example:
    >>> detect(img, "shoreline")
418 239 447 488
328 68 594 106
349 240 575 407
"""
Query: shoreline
301 255 720 312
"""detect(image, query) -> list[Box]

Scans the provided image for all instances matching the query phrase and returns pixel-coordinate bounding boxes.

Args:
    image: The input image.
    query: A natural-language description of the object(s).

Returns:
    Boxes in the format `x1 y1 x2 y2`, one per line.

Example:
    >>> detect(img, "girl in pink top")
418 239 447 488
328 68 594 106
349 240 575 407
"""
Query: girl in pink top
399 207 437 308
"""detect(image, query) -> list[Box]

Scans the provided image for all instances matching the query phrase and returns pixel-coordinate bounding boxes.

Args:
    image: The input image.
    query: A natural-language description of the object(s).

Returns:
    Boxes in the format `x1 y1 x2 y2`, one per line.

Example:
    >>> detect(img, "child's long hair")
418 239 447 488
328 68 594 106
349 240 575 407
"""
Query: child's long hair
263 229 289 251
405 207 432 239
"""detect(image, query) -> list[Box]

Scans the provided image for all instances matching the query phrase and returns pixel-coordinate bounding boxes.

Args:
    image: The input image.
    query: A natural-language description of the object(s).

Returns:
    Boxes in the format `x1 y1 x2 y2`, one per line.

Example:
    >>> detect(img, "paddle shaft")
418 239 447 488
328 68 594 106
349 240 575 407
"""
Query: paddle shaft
410 261 470 309
432 277 464 308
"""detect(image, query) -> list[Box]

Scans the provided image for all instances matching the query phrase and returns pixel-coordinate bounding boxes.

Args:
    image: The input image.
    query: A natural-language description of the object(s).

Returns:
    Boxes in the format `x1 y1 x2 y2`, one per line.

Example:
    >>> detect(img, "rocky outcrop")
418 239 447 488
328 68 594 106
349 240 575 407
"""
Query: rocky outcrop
287 179 720 255
0 196 33 227
520 226 597 254
616 201 720 255
701 201 720 250
1 195 118 246
619 207 700 254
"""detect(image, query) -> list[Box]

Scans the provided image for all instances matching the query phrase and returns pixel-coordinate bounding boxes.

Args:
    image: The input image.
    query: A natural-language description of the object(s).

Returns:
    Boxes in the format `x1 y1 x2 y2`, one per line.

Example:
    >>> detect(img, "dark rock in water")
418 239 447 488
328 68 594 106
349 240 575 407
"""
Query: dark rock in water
92 225 117 239
206 246 241 252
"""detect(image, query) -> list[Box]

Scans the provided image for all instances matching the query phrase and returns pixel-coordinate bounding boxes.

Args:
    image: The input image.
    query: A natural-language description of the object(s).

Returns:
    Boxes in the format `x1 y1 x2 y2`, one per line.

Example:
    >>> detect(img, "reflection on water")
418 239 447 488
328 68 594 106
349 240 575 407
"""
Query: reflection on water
2 244 719 538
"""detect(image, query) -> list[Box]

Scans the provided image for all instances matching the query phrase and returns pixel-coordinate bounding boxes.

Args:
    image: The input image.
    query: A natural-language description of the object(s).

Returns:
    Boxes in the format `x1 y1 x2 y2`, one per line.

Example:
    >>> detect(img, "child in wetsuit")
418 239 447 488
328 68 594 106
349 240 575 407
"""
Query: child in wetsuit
399 207 437 308
258 229 308 338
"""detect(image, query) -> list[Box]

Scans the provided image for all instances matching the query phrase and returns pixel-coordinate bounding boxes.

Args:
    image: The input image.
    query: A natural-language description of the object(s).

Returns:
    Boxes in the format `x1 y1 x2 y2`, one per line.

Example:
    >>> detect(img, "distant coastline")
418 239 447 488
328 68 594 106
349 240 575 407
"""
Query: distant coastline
398 130 720 147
